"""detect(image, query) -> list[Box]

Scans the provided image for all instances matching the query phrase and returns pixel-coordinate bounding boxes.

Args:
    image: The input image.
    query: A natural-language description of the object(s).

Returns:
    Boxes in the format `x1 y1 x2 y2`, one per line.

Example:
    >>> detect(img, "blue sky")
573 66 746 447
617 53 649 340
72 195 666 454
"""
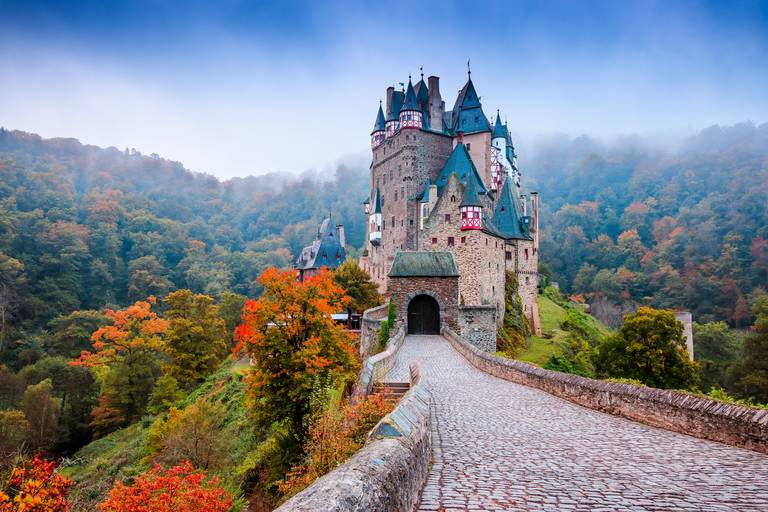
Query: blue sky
1 0 766 178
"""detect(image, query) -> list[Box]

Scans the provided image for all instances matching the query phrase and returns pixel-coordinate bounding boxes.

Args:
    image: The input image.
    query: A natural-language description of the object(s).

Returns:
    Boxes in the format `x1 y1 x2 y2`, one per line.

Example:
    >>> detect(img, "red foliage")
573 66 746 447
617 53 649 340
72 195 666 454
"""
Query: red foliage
0 455 71 511
97 462 232 512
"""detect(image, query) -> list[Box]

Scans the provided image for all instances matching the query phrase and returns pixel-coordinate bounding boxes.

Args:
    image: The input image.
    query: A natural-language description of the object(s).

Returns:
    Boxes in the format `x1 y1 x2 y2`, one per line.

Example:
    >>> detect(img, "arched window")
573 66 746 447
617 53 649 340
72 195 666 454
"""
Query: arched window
451 195 456 202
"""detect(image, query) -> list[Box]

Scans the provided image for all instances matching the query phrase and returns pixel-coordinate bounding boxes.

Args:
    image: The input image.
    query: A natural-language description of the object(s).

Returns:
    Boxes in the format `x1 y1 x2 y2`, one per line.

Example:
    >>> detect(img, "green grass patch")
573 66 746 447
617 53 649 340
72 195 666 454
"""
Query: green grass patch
515 295 569 366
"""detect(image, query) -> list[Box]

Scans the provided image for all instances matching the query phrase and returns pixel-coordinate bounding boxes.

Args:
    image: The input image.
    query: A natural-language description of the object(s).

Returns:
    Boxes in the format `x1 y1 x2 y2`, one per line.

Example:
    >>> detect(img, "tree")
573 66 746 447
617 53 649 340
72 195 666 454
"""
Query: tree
97 462 232 512
146 399 225 470
234 268 358 457
693 322 741 392
728 294 768 402
332 259 382 327
162 290 228 389
21 379 61 451
594 307 700 390
46 310 109 359
0 411 29 461
497 271 529 356
72 298 168 430
146 375 183 415
217 292 247 341
0 455 71 511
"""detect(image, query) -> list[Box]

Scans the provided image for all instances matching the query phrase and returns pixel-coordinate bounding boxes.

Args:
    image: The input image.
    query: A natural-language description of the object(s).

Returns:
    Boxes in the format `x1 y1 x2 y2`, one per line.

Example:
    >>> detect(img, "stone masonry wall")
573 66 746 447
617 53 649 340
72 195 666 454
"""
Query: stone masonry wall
443 327 768 454
359 303 389 358
458 305 497 352
388 276 459 332
277 364 432 512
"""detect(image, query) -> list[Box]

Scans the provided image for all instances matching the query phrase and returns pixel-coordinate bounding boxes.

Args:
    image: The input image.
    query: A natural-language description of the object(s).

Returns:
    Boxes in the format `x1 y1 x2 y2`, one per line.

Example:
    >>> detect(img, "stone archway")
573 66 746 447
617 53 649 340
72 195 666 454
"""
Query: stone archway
407 294 441 334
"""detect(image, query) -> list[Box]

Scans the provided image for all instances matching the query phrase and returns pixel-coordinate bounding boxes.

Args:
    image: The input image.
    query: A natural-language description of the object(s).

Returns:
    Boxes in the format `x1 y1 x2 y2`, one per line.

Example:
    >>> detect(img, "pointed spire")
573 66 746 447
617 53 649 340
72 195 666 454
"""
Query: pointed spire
402 76 419 111
467 58 471 78
492 110 508 140
460 170 483 208
371 101 386 134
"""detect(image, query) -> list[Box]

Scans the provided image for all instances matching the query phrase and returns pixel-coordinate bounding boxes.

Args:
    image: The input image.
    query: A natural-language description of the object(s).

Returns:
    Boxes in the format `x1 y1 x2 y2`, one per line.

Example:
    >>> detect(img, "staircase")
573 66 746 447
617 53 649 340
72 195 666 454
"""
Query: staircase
371 382 410 401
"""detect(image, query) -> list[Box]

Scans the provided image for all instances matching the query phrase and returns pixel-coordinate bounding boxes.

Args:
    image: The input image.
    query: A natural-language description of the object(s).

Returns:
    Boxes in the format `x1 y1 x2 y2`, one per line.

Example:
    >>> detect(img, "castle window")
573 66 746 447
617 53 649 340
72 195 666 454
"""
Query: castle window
526 276 530 284
410 219 413 226
525 248 529 260
495 241 498 248
448 237 455 247
401 220 403 227
391 216 395 227
444 214 451 222
431 237 437 244
395 191 398 201
382 220 386 230
505 251 512 260
461 236 466 244
493 286 495 294
466 143 471 151
534 248 537 255
451 195 456 202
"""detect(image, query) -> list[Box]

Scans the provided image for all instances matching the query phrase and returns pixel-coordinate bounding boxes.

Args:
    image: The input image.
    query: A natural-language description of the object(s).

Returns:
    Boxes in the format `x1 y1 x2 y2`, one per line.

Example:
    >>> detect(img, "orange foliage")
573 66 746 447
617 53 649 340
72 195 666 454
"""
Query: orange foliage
277 394 394 498
71 297 168 367
97 462 232 512
0 456 71 511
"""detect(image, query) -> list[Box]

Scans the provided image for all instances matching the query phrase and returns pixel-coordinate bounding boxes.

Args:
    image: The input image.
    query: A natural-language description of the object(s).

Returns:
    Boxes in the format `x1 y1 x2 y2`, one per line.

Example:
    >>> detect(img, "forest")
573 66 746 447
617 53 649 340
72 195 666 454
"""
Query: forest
1 123 768 508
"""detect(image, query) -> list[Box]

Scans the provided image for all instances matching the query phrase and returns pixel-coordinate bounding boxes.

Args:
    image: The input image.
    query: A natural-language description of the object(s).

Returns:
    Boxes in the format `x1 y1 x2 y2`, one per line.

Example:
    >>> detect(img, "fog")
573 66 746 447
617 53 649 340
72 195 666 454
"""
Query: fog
1 0 766 179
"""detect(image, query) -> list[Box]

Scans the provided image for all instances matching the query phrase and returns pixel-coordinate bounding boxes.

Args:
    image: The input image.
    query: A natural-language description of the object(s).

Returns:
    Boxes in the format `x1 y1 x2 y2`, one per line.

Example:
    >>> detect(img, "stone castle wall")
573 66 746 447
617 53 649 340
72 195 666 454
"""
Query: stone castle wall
388 276 459 332
458 305 497 351
443 327 768 454
506 238 540 334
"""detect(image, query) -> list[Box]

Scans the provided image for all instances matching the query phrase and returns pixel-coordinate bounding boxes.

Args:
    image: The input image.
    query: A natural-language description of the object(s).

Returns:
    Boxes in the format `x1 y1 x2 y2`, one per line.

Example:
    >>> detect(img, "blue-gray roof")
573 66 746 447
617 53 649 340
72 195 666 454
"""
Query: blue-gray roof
492 111 508 140
434 144 488 196
402 78 419 111
387 90 405 121
388 251 460 277
491 176 532 240
295 218 347 270
372 103 386 134
373 186 382 214
450 78 491 135
460 171 483 207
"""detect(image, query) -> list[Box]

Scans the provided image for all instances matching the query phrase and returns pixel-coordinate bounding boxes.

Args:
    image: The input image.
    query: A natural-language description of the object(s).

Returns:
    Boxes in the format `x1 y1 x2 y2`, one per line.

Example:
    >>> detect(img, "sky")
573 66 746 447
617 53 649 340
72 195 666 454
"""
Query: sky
1 0 767 179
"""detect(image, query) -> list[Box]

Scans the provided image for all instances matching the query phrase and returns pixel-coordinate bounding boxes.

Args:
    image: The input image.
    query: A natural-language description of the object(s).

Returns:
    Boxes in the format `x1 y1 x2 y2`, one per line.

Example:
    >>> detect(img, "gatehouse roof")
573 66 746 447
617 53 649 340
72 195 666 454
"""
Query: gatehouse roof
388 251 460 278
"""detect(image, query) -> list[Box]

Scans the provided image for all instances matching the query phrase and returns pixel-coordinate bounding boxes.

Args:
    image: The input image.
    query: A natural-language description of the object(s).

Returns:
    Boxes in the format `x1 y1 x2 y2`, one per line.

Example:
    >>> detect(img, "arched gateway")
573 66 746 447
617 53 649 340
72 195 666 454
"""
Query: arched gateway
407 294 440 334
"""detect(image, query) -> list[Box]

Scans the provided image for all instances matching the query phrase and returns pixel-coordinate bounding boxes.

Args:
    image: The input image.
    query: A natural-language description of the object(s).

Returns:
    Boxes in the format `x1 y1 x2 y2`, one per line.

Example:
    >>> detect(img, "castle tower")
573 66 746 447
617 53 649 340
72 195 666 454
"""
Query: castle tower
371 102 386 148
459 170 483 231
399 77 423 129
368 187 382 246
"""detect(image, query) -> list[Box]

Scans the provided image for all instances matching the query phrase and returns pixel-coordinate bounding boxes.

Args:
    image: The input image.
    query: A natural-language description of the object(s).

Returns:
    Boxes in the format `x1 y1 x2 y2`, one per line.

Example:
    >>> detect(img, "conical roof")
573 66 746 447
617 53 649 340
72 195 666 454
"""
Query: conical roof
434 144 488 195
372 187 382 214
402 77 419 111
460 171 483 207
492 111 508 140
450 78 490 134
371 103 386 134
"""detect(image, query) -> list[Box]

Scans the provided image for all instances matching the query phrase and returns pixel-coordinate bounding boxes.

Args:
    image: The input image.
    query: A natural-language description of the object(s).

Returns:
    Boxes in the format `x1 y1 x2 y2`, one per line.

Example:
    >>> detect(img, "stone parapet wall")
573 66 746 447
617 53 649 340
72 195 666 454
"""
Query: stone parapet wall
276 363 432 512
458 305 497 352
353 324 406 400
359 303 389 358
443 327 768 454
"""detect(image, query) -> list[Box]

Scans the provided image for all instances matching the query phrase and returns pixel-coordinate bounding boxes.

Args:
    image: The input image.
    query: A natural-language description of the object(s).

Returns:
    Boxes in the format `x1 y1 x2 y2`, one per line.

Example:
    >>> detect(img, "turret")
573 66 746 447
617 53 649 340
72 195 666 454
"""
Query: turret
459 174 483 231
371 102 386 149
399 77 423 129
368 187 382 245
492 111 508 150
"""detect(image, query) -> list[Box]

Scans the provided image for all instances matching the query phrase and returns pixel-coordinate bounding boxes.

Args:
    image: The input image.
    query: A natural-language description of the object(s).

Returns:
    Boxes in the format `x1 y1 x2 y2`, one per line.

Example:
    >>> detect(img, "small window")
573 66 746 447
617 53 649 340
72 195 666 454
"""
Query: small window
448 237 455 247
461 236 466 243
445 214 451 222
395 191 398 201
525 248 529 260
462 211 467 219
391 216 395 227
431 237 437 244
410 219 414 226
383 220 386 230
451 195 456 202
466 143 471 151
505 251 512 260
526 276 530 284
495 241 498 248
401 220 403 227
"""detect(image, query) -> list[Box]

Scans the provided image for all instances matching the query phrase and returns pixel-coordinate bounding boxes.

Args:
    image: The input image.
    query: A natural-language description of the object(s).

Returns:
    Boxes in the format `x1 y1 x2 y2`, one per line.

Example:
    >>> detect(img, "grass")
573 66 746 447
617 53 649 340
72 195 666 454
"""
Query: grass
516 295 570 366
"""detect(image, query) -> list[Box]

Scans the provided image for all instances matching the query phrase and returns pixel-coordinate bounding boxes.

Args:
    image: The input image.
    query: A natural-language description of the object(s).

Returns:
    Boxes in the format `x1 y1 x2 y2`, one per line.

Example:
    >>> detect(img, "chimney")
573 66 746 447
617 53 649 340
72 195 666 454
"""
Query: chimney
386 86 394 118
336 224 346 248
521 194 527 216
427 75 444 131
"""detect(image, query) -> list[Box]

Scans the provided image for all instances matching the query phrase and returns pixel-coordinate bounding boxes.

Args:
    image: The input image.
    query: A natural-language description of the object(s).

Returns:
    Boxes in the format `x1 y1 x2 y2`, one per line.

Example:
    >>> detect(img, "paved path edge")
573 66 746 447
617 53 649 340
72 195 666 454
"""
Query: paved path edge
442 326 768 454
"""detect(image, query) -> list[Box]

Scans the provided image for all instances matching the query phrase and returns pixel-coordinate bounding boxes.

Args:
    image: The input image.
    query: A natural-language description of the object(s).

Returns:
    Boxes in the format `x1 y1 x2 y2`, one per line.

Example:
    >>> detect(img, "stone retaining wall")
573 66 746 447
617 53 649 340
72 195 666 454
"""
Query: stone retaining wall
359 303 389 358
276 363 432 512
458 305 497 352
353 324 406 400
443 327 768 454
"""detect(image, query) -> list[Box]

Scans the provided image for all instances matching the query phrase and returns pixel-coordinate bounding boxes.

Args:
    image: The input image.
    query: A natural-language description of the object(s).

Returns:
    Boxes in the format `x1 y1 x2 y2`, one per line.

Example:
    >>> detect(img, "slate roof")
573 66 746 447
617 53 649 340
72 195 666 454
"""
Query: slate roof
295 218 347 270
459 171 483 207
434 144 488 196
491 176 532 240
387 90 405 121
492 111 508 140
450 78 491 135
373 186 382 214
402 78 419 111
388 251 460 277
372 103 386 134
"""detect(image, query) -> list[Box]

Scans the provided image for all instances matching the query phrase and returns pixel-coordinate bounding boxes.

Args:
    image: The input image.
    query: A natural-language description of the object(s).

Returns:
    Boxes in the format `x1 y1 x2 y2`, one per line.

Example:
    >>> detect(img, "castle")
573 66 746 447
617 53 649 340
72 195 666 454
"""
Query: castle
295 217 346 282
359 69 541 349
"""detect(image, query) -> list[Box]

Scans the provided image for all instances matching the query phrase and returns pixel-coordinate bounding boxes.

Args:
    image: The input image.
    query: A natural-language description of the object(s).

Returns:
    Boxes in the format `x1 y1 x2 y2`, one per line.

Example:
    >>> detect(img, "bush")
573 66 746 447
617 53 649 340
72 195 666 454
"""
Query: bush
498 272 530 356
377 320 390 351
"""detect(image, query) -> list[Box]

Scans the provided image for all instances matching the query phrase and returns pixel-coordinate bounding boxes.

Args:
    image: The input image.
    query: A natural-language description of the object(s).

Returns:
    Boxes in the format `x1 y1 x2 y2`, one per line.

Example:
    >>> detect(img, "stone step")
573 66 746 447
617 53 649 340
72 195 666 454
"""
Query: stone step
371 382 410 399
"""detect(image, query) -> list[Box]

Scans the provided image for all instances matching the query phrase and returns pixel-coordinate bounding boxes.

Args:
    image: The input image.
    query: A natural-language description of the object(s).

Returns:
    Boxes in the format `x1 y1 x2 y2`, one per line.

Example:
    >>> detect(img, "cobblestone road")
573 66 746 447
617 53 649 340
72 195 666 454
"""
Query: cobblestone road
385 335 768 512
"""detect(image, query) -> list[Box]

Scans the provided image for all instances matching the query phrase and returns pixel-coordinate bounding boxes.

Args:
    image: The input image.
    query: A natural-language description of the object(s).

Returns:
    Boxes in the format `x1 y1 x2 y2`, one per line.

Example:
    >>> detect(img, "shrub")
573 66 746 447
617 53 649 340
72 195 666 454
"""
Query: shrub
0 455 71 511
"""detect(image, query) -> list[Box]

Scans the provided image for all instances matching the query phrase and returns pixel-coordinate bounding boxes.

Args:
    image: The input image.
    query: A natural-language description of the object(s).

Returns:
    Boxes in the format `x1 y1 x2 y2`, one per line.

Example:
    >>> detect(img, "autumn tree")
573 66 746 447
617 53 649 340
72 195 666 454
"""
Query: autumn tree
21 379 62 451
72 298 168 431
594 307 699 390
0 456 71 511
162 290 228 389
46 310 109 359
146 375 183 415
234 268 359 459
332 258 382 327
97 462 232 512
217 292 247 342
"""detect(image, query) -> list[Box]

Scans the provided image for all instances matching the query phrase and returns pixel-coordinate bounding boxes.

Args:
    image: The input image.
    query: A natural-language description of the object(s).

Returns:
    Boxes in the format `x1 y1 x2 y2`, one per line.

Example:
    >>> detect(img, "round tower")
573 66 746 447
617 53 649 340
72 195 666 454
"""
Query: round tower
371 101 386 148
399 77 423 129
459 175 483 231
368 187 382 245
